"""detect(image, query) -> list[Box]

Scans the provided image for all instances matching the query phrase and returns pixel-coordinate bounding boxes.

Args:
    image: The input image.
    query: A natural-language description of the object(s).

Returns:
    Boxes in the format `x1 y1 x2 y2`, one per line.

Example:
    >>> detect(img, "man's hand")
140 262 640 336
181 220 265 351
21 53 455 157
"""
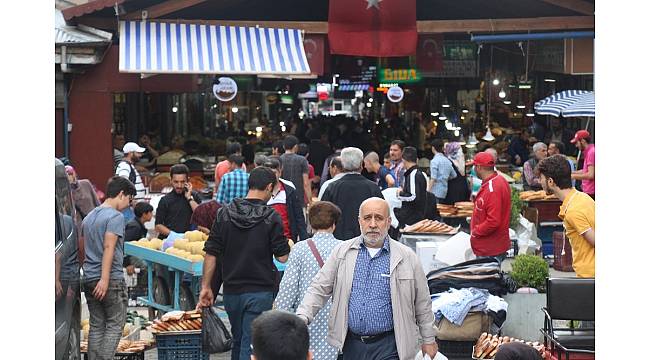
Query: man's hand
422 342 438 358
93 278 109 301
56 280 63 299
126 265 135 276
196 287 214 310
185 183 194 200
515 155 522 165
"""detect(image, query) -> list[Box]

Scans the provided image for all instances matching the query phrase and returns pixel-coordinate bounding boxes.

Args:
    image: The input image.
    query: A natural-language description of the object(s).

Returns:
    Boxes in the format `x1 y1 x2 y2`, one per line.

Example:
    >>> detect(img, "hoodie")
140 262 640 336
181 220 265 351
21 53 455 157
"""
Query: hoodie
204 198 290 294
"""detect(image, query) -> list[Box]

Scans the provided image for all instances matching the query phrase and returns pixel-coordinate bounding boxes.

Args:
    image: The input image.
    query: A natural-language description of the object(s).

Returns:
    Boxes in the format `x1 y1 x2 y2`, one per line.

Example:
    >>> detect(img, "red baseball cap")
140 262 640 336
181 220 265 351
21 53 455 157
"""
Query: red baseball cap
473 152 496 167
570 130 590 144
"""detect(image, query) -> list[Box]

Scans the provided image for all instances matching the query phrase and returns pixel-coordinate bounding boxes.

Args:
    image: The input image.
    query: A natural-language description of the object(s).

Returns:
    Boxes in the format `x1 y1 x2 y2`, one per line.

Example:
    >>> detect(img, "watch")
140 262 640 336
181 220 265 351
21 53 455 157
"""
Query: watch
187 197 195 202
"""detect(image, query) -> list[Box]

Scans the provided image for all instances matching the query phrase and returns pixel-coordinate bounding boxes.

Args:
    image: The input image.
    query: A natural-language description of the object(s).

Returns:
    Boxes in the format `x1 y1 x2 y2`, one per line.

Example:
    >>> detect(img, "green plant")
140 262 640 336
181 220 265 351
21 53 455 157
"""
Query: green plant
510 254 549 291
510 187 522 228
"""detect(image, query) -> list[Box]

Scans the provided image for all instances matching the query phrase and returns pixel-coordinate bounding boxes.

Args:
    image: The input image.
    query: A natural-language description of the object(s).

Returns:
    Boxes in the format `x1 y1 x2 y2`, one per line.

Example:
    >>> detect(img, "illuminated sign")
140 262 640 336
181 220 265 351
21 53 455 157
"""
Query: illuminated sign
379 69 420 83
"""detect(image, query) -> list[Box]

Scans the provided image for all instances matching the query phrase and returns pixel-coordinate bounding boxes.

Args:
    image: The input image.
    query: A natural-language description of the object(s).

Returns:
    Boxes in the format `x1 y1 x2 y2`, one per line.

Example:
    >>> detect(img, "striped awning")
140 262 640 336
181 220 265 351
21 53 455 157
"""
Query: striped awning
119 21 311 75
534 90 595 117
338 84 370 91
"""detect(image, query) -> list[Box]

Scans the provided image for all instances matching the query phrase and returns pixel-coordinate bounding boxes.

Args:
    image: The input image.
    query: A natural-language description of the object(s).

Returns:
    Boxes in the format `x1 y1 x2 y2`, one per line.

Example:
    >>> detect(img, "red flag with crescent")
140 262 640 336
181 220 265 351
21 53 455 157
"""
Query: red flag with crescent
328 0 417 57
304 35 326 76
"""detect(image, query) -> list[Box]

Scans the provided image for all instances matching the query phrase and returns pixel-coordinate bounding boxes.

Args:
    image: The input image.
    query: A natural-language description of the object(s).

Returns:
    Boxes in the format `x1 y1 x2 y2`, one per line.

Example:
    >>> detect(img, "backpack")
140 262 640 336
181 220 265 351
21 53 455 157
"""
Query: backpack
116 161 137 184
442 158 470 205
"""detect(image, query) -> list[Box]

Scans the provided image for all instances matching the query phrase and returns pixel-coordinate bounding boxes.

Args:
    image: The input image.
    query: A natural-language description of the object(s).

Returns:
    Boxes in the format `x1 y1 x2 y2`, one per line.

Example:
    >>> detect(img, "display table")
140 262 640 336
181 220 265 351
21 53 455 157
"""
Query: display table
525 200 562 223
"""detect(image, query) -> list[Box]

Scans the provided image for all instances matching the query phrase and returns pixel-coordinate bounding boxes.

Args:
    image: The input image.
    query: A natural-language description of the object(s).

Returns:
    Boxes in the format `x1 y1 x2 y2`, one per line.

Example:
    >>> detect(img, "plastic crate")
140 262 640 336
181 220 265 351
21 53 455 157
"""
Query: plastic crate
436 339 475 358
155 331 209 360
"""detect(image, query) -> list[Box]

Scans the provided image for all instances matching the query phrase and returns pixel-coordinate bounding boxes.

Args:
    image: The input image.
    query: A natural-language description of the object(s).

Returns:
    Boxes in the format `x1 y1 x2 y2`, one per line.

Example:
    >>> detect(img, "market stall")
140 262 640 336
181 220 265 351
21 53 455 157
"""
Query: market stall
124 230 207 314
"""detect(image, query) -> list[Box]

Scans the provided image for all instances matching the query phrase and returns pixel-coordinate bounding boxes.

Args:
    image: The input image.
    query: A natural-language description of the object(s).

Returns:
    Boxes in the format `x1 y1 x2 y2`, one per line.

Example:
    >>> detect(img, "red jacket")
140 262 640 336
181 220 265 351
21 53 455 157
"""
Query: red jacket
470 173 511 256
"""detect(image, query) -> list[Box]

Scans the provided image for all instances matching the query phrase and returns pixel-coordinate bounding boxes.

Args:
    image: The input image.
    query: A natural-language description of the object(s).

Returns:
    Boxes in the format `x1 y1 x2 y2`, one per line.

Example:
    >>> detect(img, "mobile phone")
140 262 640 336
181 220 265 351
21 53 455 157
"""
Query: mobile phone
184 184 189 193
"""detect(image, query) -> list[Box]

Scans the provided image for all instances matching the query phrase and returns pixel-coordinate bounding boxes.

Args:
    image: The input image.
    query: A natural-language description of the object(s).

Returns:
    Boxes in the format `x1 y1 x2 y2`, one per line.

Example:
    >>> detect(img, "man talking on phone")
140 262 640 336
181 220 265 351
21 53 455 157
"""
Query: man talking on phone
155 164 201 239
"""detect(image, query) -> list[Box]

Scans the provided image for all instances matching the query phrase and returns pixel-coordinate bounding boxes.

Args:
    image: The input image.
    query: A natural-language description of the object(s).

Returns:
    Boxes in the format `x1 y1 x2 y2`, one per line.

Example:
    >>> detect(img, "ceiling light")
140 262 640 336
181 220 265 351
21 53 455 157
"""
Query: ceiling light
483 127 495 141
375 120 380 125
454 130 460 137
281 126 286 132
492 79 500 86
516 105 526 109
445 121 454 130
172 106 178 113
544 78 556 83
498 89 506 99
468 133 479 145
369 98 374 102
526 113 535 117
442 104 450 108
439 115 447 120
279 122 285 126
503 100 512 105
256 126 263 132
231 107 239 113
366 102 372 108
431 112 439 117
462 109 469 114
460 116 465 120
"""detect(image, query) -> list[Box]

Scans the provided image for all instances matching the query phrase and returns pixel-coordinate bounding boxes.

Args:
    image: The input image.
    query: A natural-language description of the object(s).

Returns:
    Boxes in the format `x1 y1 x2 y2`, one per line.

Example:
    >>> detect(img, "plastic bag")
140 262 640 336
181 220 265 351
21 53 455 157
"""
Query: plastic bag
512 215 541 255
202 306 232 353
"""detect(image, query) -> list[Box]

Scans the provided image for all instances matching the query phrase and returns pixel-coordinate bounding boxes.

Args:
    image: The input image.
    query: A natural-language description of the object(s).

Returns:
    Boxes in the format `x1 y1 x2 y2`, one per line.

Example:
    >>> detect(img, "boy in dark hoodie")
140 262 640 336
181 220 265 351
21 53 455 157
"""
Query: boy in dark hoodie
198 166 290 360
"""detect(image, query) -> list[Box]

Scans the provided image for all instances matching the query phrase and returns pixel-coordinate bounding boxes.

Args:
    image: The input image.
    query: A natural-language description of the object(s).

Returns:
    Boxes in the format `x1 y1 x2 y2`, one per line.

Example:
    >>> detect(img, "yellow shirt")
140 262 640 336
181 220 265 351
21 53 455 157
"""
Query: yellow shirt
558 189 595 277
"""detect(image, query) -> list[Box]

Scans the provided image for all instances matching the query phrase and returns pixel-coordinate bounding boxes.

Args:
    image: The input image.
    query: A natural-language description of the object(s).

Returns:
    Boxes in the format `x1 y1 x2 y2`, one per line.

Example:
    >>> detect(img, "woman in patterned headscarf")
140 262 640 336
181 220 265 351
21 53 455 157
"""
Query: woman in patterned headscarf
444 142 466 176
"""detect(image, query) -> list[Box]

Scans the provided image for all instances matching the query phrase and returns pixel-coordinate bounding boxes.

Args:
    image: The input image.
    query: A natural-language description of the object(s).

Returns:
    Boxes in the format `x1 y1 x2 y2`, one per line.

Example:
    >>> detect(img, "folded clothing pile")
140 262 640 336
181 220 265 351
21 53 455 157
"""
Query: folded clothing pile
427 258 508 296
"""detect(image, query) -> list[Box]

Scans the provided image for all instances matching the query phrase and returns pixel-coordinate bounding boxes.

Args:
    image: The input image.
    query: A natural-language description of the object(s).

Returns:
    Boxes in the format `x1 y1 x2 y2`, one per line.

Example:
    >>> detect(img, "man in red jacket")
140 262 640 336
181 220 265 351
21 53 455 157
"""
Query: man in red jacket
470 152 511 263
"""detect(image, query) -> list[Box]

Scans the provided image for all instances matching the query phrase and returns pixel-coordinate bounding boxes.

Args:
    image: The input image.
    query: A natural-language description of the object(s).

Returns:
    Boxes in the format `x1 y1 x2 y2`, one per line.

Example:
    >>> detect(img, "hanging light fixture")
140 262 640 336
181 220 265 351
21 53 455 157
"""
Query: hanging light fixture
445 121 454 130
442 104 450 108
462 108 469 114
498 89 506 99
431 112 439 116
503 100 512 105
467 132 479 146
483 126 495 141
516 105 526 109
492 79 500 86
439 115 448 121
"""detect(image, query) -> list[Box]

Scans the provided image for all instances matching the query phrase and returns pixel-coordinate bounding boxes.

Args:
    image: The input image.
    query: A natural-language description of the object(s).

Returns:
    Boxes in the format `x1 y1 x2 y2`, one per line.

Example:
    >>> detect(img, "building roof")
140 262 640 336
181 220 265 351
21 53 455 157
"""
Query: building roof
56 9 112 45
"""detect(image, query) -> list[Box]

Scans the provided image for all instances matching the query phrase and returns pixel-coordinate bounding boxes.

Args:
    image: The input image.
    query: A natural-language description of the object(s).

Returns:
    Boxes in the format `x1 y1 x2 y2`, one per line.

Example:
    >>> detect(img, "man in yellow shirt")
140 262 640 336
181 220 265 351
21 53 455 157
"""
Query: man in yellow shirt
535 155 595 277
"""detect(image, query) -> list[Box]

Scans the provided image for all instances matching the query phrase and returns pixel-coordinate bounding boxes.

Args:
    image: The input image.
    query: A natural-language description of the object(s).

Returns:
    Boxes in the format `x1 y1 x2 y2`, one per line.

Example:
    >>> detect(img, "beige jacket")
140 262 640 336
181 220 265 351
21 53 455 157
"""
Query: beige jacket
296 236 437 359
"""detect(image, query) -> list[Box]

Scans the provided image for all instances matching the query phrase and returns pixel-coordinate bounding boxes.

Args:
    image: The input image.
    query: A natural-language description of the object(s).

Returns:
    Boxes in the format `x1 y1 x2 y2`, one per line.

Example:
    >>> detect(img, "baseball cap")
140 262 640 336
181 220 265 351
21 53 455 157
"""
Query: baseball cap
570 130 590 144
473 152 496 167
123 142 146 153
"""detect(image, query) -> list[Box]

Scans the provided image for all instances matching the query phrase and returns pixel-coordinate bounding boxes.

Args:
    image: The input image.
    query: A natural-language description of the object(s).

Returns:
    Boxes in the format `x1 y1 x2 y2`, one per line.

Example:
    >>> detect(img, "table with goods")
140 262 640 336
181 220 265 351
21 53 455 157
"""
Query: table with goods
518 190 565 259
147 310 210 360
472 333 551 359
124 230 208 314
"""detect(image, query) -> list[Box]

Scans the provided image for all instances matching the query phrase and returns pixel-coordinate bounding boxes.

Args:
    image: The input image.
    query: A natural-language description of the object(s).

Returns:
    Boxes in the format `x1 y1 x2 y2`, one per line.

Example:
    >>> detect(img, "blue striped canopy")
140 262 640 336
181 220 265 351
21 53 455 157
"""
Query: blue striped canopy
119 21 311 75
534 90 595 117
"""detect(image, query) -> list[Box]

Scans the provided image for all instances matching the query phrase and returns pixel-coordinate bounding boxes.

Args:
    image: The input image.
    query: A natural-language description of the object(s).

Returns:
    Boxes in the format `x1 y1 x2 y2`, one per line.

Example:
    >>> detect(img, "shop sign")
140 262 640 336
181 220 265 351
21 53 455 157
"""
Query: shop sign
386 86 404 103
213 77 238 102
379 68 420 83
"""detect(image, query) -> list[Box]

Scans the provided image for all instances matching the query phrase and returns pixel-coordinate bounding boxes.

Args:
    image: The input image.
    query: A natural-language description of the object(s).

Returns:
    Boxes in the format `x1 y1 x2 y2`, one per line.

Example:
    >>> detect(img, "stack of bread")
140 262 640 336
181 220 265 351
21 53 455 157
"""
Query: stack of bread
473 333 548 359
149 310 202 333
402 219 458 234
437 204 458 217
80 339 155 354
454 202 475 217
519 190 557 201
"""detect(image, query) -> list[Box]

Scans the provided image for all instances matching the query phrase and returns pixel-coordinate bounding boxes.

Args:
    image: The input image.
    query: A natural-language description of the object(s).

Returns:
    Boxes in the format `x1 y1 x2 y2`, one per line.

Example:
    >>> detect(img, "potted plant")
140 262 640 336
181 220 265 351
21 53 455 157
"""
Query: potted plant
501 254 549 342
510 188 523 229
510 254 549 293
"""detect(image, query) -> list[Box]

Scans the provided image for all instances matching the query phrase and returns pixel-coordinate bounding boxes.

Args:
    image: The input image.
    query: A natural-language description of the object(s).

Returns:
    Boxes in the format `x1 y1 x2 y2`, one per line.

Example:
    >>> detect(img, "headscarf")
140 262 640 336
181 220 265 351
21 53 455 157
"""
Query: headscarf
64 165 76 176
444 142 462 160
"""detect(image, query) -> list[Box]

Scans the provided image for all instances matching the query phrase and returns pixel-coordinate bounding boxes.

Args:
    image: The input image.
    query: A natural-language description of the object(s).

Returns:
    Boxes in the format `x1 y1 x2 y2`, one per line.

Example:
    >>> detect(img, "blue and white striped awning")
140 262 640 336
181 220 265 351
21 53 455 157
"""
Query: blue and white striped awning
119 21 311 75
534 90 595 117
338 84 370 91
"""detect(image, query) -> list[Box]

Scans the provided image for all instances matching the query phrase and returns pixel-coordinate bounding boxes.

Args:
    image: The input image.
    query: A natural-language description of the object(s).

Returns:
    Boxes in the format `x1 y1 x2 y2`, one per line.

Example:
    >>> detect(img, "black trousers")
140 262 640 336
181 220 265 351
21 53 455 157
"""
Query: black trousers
338 331 399 360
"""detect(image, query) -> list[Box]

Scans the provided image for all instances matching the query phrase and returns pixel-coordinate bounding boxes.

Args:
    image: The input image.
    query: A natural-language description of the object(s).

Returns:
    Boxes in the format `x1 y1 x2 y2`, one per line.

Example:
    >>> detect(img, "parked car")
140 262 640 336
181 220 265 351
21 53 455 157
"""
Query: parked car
55 158 81 360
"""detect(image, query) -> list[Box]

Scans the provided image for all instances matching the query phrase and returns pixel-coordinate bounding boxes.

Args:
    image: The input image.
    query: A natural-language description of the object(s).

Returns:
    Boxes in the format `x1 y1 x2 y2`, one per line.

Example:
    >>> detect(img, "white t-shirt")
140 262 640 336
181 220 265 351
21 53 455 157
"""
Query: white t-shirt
115 161 146 199
367 247 381 258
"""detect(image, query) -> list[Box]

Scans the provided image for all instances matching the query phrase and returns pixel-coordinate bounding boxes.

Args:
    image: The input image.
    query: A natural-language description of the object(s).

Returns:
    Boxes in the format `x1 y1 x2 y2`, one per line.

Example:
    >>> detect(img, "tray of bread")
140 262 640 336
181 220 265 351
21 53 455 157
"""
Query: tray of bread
437 201 474 218
148 310 202 333
81 339 155 354
401 219 459 235
519 190 558 202
472 333 549 359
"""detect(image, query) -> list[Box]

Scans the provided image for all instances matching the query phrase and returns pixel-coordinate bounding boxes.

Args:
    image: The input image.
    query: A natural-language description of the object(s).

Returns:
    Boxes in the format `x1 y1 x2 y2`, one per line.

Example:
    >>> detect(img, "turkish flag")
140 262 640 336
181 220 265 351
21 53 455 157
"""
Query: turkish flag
328 0 417 57
304 35 326 76
417 34 444 72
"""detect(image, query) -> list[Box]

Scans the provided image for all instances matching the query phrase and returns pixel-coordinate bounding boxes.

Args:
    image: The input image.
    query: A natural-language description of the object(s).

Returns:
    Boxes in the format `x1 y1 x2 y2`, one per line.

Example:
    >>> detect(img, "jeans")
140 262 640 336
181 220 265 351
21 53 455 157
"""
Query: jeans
223 291 274 360
83 278 128 360
340 331 399 360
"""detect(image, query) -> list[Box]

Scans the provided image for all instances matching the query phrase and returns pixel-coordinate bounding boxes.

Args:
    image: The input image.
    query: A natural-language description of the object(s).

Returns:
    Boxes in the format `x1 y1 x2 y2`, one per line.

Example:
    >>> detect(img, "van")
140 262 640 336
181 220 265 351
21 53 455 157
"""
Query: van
55 158 81 359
